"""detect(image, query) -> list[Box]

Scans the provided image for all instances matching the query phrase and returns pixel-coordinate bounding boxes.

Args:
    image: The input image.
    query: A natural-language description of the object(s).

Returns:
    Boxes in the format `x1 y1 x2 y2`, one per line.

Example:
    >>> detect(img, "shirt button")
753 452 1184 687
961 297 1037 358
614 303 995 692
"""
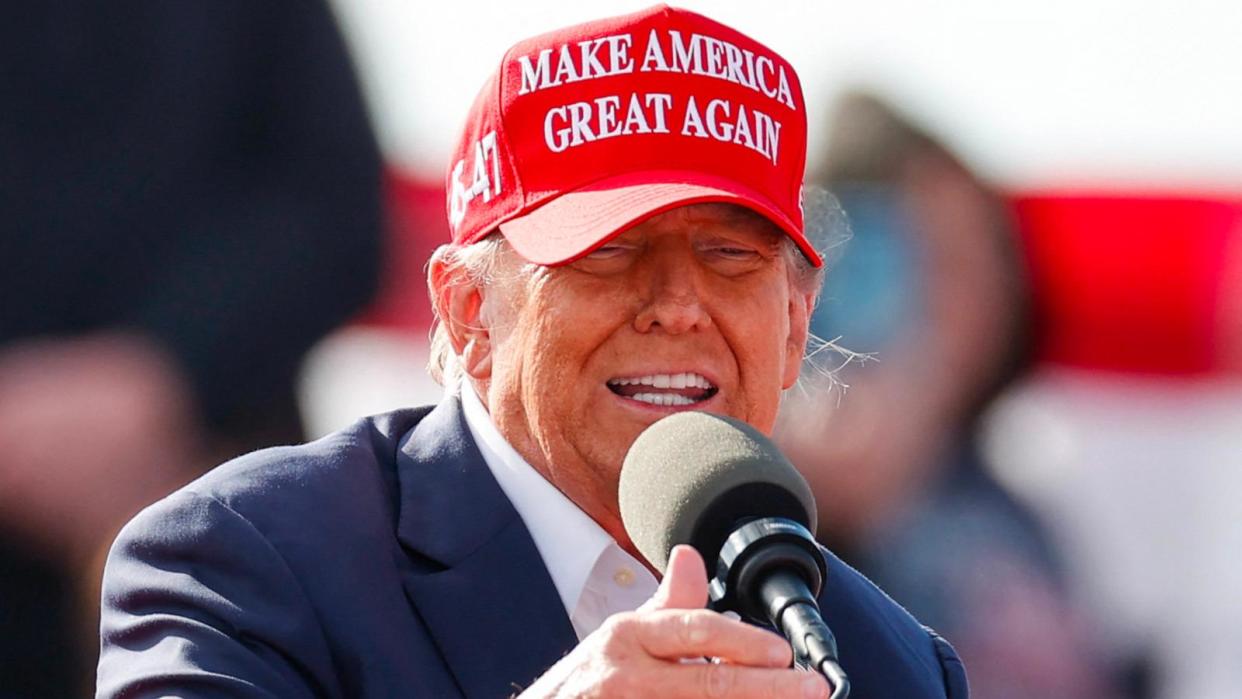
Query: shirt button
613 567 635 587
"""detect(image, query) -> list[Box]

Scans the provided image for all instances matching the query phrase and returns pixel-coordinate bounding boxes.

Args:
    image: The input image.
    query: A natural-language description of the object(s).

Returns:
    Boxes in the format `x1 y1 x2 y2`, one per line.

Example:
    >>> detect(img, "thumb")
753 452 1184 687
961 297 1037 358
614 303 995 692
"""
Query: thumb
640 544 708 612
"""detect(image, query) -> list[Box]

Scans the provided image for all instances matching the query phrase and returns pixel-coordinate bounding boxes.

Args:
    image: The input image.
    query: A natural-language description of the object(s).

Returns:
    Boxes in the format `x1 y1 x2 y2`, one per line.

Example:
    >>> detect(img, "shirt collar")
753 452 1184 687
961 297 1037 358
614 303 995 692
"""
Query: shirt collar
460 381 613 617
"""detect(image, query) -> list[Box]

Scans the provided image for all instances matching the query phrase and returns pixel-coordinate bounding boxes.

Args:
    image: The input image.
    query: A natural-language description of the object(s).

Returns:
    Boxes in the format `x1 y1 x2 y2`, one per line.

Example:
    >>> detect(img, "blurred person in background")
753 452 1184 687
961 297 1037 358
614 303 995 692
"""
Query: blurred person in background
778 92 1128 698
995 191 1242 699
0 1 382 695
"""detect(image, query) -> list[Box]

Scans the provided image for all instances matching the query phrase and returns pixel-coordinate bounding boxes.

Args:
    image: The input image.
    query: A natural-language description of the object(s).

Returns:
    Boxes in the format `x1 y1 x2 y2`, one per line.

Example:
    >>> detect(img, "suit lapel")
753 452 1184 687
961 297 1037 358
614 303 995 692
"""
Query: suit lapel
395 395 577 698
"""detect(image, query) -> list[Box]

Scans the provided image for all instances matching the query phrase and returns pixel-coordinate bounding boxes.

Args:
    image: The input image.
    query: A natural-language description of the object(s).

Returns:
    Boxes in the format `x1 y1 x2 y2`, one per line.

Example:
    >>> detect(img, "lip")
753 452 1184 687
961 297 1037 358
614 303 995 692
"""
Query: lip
605 368 722 389
607 384 724 417
604 368 724 418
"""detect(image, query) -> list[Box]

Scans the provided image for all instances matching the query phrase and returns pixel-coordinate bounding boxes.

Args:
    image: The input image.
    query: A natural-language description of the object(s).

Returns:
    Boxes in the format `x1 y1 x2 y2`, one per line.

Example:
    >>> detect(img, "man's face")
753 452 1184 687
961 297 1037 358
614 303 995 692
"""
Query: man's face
473 203 813 538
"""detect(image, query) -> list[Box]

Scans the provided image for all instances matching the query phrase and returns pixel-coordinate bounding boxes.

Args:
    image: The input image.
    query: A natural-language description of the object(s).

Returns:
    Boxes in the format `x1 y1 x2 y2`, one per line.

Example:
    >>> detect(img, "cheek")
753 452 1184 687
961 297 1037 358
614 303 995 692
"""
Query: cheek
515 285 622 414
715 277 795 426
517 285 642 484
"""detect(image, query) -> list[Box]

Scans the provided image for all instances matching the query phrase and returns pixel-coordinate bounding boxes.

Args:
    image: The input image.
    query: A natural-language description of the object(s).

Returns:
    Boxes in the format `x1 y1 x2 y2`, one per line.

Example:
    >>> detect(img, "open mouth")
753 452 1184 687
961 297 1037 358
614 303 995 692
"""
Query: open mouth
606 372 719 407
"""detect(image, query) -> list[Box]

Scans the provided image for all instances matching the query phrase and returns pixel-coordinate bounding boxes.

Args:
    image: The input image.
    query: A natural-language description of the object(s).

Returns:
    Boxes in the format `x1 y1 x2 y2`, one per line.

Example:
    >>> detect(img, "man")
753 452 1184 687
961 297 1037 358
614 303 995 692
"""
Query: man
98 6 967 697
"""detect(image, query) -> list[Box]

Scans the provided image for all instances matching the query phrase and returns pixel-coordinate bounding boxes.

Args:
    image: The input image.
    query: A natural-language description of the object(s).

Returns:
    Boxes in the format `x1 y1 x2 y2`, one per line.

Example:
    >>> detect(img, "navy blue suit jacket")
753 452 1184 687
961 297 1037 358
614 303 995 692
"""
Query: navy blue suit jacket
98 396 968 698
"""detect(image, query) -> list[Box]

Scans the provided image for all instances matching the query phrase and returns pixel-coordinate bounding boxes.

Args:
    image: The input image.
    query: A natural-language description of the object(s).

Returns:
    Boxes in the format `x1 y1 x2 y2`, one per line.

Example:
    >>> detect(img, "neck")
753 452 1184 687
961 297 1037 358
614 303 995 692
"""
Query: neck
555 482 662 579
470 378 657 574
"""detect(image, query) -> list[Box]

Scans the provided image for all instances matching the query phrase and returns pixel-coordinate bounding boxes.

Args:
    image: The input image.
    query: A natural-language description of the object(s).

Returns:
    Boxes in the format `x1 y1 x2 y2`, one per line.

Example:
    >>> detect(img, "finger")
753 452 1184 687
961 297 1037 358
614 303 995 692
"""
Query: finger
640 544 708 612
653 662 829 699
635 609 793 668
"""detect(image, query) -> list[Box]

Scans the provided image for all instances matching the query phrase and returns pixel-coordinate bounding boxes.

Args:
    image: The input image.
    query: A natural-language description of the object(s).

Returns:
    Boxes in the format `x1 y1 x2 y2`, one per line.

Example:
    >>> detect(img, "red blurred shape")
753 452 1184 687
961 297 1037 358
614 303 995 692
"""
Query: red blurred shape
1012 192 1242 376
356 168 449 333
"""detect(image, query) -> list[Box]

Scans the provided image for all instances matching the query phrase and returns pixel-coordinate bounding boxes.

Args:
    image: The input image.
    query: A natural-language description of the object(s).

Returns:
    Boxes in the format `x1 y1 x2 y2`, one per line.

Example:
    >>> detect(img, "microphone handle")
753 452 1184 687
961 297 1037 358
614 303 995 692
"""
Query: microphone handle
759 569 850 699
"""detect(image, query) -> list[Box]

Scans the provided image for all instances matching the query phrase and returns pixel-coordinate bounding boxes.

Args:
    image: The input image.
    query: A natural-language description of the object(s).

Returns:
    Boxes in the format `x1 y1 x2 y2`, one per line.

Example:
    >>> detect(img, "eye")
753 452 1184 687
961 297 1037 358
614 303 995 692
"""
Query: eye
704 243 762 261
715 245 759 258
585 244 632 259
570 241 639 273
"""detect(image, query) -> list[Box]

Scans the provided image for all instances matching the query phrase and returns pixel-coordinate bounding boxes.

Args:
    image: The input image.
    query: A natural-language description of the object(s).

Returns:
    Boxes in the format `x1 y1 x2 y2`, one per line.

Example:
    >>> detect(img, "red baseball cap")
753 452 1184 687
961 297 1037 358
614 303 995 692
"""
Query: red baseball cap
445 4 820 267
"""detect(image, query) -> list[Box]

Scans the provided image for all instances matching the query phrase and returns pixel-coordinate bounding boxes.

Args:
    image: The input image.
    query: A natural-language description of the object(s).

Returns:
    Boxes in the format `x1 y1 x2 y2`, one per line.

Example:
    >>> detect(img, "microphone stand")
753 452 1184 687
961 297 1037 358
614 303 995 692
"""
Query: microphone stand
707 518 850 699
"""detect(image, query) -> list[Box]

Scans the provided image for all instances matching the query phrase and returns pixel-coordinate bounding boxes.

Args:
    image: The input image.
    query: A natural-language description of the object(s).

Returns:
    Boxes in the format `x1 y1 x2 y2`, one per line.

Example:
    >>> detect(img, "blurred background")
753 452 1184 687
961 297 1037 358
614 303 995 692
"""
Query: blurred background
3 1 1240 697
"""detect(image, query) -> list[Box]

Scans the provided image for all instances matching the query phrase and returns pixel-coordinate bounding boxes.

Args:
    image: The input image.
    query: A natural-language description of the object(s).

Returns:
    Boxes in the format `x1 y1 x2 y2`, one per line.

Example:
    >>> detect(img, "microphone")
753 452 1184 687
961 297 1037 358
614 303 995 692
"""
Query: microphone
619 411 849 698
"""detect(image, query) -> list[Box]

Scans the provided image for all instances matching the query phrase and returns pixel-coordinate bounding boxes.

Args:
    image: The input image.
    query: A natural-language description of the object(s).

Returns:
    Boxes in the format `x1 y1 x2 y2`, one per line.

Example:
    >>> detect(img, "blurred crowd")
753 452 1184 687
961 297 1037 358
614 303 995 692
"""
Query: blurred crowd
1 2 382 695
3 3 1240 698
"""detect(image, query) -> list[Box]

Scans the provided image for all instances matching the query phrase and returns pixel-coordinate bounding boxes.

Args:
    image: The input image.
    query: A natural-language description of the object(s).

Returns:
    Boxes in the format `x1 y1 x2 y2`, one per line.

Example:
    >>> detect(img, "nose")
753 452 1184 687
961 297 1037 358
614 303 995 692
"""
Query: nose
633 254 712 335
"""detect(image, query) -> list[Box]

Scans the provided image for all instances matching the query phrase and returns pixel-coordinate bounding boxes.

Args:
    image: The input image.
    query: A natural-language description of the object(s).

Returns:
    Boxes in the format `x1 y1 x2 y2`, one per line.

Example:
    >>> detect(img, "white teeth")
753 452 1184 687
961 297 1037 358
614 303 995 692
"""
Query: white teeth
608 372 716 390
631 392 695 406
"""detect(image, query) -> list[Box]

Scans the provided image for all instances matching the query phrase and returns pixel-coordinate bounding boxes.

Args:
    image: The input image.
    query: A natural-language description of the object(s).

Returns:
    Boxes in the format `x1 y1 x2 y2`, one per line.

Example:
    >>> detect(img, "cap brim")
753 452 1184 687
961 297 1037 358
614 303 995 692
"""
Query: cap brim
497 171 822 267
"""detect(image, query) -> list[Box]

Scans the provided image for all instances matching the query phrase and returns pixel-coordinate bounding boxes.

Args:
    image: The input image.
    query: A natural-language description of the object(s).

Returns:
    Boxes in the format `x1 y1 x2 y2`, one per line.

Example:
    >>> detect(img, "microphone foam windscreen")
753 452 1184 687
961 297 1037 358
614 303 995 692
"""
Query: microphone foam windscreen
619 412 817 574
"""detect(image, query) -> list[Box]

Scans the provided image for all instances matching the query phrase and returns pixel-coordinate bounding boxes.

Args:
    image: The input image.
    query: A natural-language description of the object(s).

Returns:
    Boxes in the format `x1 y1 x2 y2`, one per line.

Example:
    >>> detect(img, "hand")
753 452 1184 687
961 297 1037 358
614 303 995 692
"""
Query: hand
521 545 829 698
0 333 203 563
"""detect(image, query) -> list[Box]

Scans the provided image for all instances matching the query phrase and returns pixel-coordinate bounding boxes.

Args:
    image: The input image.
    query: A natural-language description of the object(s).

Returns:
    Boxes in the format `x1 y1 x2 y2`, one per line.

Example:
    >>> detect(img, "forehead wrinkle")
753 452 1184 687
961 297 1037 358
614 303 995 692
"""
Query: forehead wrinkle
608 203 785 252
680 202 784 231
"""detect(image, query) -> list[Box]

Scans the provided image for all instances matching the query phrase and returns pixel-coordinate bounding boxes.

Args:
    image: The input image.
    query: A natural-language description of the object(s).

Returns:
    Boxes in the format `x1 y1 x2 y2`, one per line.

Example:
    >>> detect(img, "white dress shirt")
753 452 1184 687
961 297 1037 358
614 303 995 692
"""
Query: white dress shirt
461 383 658 640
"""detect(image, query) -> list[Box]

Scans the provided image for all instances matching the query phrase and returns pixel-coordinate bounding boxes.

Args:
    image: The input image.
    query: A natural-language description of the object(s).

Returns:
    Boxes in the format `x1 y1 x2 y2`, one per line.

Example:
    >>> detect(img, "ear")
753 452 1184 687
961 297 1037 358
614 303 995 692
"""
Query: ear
781 290 816 390
428 248 494 380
